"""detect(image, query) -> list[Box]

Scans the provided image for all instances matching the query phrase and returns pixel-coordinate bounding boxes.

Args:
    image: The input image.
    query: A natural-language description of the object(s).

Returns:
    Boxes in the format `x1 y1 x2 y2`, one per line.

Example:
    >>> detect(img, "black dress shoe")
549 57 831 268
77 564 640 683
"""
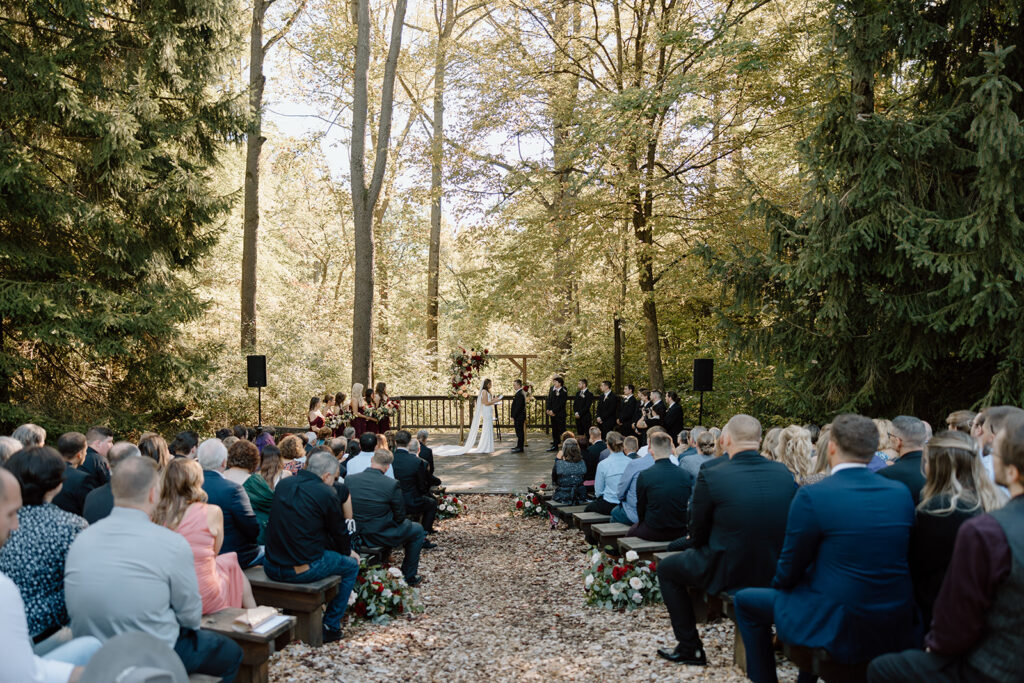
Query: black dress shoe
511 447 524 453
657 645 707 665
406 575 424 587
546 446 558 452
322 625 344 644
423 540 438 549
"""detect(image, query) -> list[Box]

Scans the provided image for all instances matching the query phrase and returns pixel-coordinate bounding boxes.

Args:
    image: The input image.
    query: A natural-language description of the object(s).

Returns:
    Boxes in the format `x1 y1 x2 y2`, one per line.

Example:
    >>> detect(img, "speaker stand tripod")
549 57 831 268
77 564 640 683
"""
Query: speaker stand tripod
698 391 704 426
257 386 262 428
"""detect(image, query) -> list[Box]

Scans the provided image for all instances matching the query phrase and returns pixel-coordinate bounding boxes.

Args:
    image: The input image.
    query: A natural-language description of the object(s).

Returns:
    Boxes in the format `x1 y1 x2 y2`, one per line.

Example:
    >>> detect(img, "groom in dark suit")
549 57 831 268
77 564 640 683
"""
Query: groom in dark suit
511 380 528 453
546 377 568 452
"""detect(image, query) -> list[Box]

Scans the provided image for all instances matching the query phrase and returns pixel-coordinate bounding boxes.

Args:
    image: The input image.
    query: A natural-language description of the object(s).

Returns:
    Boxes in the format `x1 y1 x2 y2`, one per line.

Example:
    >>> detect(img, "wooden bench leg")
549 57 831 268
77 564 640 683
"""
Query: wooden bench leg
293 607 324 647
732 623 747 670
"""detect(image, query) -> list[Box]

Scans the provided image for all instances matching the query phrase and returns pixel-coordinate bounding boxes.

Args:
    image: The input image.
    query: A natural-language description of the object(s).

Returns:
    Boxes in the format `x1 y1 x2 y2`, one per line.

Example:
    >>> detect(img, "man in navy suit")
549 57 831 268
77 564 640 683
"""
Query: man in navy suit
198 439 263 567
733 413 917 683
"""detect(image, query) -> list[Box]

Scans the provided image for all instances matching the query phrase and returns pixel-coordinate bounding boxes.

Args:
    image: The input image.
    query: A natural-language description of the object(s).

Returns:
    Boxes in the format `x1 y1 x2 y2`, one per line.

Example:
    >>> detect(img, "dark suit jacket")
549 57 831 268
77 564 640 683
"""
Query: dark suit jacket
596 392 618 427
772 467 917 663
546 387 567 417
618 395 638 426
647 400 667 429
664 402 685 441
636 459 693 534
511 389 526 421
680 450 797 595
392 448 431 511
584 440 605 482
53 462 93 517
78 447 110 490
202 470 261 566
82 483 113 524
573 389 593 420
419 443 435 473
877 451 926 504
347 468 420 547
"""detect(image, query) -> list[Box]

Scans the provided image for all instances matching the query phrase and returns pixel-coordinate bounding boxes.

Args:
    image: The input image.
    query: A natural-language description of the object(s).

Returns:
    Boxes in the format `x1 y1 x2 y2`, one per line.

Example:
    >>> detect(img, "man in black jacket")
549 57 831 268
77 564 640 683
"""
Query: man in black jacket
595 381 619 439
263 451 359 644
628 432 692 541
79 426 114 489
82 441 141 524
573 379 594 436
878 415 928 504
391 430 439 538
545 377 568 451
656 414 797 666
617 385 638 438
510 380 528 453
347 450 427 585
53 431 94 516
664 392 685 444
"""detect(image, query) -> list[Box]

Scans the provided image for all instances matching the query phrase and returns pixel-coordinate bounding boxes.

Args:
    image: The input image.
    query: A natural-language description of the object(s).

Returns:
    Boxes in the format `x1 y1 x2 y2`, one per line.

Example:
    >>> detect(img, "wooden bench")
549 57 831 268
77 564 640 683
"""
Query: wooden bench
717 592 746 669
572 511 610 533
361 545 393 566
244 567 340 647
616 536 670 562
201 608 296 683
527 486 552 501
189 676 223 683
545 501 589 523
591 522 631 551
781 644 869 683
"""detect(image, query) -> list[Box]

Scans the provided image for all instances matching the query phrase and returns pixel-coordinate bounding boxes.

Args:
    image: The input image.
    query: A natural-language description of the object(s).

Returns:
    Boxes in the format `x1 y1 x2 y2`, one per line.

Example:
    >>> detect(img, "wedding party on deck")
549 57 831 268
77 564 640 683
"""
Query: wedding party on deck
3 0 1023 681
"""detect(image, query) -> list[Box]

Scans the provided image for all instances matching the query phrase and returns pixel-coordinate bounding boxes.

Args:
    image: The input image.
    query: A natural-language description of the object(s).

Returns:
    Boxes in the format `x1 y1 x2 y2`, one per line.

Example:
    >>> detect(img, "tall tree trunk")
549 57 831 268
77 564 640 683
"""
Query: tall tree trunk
240 0 268 352
426 7 449 371
614 219 628 392
350 0 409 387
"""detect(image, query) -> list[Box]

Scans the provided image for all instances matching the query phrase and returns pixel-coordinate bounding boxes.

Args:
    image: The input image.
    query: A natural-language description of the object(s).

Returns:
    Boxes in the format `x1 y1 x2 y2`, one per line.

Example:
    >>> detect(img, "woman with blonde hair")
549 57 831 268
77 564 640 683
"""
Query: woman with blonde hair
152 458 256 614
760 427 782 460
873 418 899 465
138 434 172 471
911 430 1005 626
777 425 814 482
803 424 833 486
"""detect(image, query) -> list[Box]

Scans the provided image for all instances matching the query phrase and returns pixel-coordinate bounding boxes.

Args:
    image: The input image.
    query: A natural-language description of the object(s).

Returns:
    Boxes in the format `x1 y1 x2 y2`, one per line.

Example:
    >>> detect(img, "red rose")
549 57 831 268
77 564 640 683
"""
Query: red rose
531 497 539 504
484 348 489 353
516 500 524 509
612 566 627 581
649 561 656 571
357 576 366 584
452 497 459 504
354 601 367 617
597 564 604 572
539 483 547 489
374 582 384 593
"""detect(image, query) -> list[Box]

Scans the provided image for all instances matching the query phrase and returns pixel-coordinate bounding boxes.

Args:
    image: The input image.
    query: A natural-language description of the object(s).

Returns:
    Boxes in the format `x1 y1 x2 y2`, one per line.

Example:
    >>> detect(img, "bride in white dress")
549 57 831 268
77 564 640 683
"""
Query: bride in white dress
435 379 503 456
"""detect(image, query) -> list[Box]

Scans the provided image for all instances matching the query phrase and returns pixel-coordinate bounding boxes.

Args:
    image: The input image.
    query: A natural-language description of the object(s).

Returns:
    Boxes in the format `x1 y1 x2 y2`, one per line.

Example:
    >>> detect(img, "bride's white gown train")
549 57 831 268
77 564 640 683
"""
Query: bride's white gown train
434 390 497 456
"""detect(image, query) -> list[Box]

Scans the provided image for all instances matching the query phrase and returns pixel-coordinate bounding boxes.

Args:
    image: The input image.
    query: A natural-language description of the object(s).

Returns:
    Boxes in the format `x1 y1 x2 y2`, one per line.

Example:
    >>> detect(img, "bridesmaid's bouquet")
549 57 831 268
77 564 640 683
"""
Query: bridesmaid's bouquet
327 411 354 430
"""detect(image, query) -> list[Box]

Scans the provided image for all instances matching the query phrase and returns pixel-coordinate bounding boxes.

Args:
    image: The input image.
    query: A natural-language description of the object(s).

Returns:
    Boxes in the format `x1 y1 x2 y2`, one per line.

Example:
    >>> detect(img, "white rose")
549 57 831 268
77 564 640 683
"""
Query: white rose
609 584 621 596
382 588 392 598
388 567 403 579
585 574 595 588
348 592 357 605
625 550 639 562
629 577 644 590
591 551 602 566
632 592 643 603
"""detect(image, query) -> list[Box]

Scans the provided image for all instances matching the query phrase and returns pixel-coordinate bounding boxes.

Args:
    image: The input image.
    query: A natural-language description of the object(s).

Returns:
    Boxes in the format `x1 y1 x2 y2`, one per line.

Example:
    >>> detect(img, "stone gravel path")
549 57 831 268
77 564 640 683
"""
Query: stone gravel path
269 495 798 682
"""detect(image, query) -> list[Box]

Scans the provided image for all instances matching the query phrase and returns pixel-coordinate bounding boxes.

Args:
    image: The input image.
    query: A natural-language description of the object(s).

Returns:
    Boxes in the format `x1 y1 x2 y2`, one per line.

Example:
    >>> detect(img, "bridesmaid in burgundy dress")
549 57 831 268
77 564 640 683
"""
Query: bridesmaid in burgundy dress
373 382 391 433
350 383 368 437
362 387 379 435
307 396 325 431
331 391 347 437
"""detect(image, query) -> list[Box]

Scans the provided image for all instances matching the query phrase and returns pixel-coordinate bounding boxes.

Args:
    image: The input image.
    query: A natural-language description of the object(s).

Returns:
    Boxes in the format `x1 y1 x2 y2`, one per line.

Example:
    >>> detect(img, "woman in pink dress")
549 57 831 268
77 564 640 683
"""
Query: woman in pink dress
152 459 256 615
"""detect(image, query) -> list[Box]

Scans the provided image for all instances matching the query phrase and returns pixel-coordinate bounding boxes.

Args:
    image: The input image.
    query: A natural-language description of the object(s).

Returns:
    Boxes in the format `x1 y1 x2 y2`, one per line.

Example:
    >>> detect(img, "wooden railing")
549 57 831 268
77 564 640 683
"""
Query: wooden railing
394 395 596 435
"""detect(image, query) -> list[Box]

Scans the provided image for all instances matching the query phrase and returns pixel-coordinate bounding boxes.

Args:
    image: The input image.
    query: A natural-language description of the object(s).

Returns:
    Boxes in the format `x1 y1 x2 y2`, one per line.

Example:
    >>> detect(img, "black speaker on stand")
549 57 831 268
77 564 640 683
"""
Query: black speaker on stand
247 355 267 427
693 358 713 425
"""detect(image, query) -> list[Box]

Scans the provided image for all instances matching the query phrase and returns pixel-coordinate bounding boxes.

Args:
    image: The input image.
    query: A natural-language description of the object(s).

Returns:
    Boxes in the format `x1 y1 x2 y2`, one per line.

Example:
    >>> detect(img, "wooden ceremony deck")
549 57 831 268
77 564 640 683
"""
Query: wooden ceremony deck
429 431 558 494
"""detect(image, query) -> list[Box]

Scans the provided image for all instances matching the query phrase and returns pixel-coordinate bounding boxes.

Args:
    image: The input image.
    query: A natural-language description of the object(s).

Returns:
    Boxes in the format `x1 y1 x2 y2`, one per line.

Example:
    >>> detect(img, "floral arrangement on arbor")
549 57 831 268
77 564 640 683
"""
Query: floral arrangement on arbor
583 548 662 610
350 562 424 624
448 347 491 398
511 489 547 517
326 410 354 430
435 493 466 520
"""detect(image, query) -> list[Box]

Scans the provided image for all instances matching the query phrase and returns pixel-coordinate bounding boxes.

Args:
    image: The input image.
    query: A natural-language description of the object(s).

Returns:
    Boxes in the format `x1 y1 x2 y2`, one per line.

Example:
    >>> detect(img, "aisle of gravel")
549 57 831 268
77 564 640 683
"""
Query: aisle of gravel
269 495 797 682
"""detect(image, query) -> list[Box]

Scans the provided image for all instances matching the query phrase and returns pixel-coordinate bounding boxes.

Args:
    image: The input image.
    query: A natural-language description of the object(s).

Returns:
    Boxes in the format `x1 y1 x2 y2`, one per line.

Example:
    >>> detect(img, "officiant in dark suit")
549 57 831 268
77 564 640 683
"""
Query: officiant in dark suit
546 377 568 452
511 380 528 453
596 381 618 439
618 385 638 438
573 379 594 436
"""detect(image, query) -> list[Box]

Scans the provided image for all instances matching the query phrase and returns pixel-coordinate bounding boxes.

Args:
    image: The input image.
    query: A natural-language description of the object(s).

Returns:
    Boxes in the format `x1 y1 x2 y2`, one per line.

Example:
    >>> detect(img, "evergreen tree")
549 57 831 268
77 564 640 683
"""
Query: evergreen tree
711 0 1024 421
0 0 247 429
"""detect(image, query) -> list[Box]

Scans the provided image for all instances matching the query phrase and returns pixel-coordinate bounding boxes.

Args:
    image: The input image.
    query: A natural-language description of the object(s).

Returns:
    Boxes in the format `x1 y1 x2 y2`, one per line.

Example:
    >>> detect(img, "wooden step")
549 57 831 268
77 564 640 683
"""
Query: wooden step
572 511 610 532
591 522 631 550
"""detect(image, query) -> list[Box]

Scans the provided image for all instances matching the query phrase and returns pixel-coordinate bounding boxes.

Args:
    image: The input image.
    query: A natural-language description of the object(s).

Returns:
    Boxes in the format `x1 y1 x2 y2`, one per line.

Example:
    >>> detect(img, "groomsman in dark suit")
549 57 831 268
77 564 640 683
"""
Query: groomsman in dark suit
617 384 638 438
595 381 618 438
647 390 667 432
545 377 568 452
573 379 594 436
664 392 685 443
510 380 528 453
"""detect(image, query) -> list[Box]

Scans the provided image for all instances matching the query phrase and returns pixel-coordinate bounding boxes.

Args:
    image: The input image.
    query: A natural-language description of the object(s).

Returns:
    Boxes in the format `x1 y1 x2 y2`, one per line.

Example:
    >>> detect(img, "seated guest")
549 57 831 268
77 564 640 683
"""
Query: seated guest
656 415 796 665
253 427 275 454
610 436 651 525
586 432 629 516
0 468 100 681
680 431 715 479
552 438 587 504
169 430 199 459
972 405 1024 485
944 409 976 435
345 433 395 478
277 434 306 474
674 429 691 457
408 438 441 487
347 450 426 585
243 444 287 544
328 436 347 461
734 413 917 682
0 447 88 641
416 429 437 479
80 426 113 490
909 430 1004 629
82 442 140 523
0 435 22 464
392 430 439 537
138 434 172 471
583 427 605 490
153 459 256 615
868 414 1024 682
216 427 233 441
53 431 93 516
879 415 929 504
222 440 259 488
264 451 359 644
678 426 705 459
12 423 46 449
801 424 833 486
65 457 242 680
197 439 262 568
776 425 814 484
628 432 692 542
